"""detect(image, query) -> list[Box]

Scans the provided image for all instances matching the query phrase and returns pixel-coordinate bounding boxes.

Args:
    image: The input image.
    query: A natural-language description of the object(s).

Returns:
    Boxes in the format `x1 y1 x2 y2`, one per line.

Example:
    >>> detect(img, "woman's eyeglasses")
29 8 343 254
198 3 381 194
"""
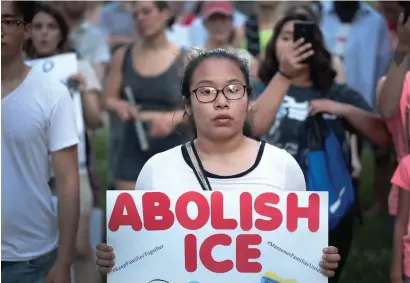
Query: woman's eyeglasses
1 19 26 34
191 83 247 103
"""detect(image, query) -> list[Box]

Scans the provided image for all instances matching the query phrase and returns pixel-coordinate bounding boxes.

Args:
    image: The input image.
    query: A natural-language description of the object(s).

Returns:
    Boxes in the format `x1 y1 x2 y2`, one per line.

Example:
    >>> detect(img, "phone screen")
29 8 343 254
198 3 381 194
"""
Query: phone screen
293 22 315 44
293 21 316 64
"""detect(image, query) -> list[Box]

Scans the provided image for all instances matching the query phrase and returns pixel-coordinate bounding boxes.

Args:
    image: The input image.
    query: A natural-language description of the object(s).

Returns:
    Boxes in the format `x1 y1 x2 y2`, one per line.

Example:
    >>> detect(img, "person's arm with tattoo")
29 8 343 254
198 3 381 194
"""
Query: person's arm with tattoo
377 13 410 119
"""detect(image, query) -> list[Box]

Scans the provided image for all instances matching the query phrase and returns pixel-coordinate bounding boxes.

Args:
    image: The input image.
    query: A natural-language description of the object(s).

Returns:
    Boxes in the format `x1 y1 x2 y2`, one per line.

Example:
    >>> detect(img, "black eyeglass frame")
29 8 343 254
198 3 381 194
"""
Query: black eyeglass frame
1 19 27 34
190 83 248 103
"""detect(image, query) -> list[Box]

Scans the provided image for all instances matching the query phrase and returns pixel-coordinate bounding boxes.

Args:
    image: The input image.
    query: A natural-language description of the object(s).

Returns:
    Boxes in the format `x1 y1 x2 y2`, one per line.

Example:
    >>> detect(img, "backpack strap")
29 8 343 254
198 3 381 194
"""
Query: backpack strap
122 43 134 74
184 142 212 191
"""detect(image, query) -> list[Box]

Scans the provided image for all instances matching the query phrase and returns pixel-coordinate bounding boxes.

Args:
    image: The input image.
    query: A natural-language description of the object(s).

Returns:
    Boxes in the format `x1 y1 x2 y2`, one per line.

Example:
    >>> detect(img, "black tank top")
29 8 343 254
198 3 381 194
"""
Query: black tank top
120 44 185 111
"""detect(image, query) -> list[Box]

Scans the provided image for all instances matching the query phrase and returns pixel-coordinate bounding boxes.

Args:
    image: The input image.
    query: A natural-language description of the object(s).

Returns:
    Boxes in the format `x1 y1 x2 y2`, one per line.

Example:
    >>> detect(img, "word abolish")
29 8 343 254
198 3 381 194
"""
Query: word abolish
108 191 321 273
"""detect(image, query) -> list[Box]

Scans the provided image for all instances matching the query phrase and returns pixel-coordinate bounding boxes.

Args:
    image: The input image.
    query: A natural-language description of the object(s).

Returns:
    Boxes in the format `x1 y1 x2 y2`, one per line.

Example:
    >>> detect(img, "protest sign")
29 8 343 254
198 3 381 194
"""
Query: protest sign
107 190 328 283
26 53 86 169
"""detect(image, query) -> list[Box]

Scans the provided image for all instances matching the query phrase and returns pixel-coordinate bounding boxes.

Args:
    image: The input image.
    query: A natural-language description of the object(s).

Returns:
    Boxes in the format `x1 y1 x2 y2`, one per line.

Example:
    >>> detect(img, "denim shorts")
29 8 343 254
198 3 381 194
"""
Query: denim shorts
405 275 410 283
1 249 57 283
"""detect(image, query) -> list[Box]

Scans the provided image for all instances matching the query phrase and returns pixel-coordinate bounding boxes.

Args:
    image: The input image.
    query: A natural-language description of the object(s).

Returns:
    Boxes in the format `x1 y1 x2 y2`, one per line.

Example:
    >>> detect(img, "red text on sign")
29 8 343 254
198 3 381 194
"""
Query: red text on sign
108 191 320 233
184 234 262 273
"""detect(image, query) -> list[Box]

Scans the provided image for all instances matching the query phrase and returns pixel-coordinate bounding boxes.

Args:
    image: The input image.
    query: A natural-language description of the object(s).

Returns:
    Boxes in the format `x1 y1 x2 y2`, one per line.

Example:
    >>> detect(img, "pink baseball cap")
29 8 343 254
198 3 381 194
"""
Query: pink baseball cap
202 1 233 20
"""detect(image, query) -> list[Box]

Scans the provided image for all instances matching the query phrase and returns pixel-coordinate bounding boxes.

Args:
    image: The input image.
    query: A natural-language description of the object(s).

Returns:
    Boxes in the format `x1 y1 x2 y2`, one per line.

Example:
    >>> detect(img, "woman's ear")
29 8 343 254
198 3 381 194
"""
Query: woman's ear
24 24 32 41
161 8 170 25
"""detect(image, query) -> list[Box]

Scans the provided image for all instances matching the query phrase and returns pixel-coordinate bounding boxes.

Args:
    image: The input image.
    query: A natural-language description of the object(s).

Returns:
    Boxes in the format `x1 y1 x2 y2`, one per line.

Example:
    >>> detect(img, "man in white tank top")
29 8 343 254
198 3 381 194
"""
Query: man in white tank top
1 2 80 283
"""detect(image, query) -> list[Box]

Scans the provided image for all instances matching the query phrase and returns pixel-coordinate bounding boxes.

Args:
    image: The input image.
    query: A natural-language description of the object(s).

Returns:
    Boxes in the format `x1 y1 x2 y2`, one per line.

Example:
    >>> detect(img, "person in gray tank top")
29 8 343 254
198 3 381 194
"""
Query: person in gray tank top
104 1 189 190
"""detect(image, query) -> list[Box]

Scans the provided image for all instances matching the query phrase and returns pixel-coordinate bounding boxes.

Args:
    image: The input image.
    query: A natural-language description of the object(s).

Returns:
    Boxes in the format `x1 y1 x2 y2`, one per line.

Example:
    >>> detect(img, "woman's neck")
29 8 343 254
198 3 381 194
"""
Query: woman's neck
34 50 60 59
291 71 312 87
195 133 246 157
140 31 169 50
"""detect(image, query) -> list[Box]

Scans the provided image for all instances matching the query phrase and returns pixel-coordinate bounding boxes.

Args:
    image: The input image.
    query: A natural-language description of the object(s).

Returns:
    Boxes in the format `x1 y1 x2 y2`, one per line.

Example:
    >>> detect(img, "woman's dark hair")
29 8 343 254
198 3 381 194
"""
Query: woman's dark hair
139 1 173 29
181 48 255 138
154 1 169 11
14 1 37 24
258 13 336 94
24 3 70 59
284 2 321 24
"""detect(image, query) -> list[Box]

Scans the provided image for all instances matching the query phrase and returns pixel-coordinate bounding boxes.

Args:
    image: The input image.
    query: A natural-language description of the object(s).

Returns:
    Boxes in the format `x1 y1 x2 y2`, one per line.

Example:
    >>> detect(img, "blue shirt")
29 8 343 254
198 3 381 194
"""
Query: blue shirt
100 2 135 37
320 1 391 111
70 22 111 64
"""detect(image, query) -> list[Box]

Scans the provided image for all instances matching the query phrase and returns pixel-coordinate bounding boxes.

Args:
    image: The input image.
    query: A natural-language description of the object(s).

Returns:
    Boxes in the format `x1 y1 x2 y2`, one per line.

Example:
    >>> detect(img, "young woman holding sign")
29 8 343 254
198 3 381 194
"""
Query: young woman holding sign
95 45 341 277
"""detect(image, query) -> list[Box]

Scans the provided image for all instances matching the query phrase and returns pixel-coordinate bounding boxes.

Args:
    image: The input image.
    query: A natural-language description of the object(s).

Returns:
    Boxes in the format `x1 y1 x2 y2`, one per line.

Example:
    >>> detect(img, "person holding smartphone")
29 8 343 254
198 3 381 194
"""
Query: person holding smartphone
252 12 391 283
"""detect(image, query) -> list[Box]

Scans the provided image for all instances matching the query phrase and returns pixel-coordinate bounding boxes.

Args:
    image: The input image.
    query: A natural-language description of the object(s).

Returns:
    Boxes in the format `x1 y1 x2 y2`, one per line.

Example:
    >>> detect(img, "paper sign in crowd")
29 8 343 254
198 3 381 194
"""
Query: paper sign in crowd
106 190 329 283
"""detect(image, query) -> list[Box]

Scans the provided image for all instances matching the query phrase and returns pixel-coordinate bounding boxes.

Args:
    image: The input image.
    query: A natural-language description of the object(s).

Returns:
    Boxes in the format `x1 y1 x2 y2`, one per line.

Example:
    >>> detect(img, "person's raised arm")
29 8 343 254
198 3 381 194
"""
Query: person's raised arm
251 73 291 138
251 39 313 138
377 13 410 119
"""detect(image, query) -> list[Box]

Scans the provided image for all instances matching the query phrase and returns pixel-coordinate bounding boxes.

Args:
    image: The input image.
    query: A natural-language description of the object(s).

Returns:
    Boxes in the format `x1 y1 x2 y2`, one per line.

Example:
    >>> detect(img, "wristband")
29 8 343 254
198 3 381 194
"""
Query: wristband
278 70 292 80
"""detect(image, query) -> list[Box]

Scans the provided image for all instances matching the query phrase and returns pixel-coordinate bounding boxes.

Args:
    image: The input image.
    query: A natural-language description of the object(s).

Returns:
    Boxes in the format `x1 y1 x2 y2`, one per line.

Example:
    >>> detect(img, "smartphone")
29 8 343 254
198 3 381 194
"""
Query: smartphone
293 21 316 64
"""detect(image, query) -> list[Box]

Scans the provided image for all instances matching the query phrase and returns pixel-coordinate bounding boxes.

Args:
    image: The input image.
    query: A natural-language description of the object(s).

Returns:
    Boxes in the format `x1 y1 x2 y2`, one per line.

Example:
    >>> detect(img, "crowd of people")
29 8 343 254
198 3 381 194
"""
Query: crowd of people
1 1 410 283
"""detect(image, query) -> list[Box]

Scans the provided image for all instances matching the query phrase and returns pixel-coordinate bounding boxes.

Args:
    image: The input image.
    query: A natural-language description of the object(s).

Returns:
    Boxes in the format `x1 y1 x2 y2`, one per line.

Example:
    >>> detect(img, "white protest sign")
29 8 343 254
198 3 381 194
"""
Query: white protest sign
107 190 329 283
26 53 86 169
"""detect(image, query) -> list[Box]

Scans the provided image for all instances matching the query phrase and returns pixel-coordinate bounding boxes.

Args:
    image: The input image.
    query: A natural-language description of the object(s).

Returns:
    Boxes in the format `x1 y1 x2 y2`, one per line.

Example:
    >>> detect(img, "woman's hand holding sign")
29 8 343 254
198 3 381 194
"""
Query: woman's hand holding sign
96 243 115 275
320 247 340 277
95 243 341 277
